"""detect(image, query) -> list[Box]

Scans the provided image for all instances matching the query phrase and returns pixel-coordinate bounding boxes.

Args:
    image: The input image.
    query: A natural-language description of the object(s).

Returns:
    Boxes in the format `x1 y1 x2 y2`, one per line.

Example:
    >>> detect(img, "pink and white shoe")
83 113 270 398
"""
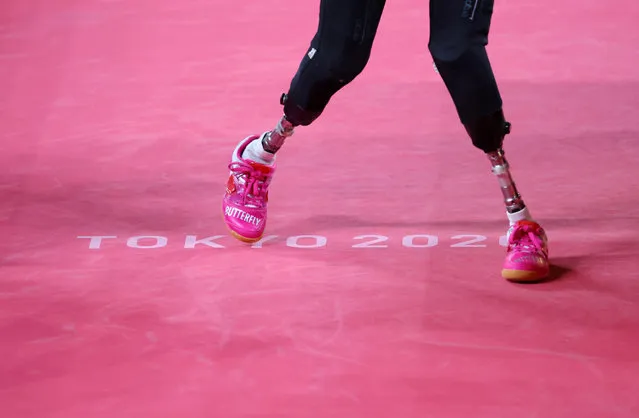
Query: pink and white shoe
222 135 275 243
502 220 550 282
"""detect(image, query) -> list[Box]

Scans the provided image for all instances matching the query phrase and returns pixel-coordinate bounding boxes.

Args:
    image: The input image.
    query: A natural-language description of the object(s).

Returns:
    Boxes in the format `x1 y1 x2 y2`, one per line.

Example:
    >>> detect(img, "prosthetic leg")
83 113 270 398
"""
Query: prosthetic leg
463 110 549 282
222 0 386 243
428 0 550 281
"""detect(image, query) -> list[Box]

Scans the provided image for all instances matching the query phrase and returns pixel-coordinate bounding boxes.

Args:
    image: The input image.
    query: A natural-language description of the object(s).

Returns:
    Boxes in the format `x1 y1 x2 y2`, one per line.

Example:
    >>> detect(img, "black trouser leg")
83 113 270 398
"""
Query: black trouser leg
428 0 508 153
429 0 527 213
282 0 387 126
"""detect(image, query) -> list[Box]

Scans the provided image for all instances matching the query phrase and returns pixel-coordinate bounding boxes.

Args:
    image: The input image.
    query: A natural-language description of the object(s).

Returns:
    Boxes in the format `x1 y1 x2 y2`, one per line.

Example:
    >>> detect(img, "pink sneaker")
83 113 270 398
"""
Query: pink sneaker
222 135 275 243
502 220 550 282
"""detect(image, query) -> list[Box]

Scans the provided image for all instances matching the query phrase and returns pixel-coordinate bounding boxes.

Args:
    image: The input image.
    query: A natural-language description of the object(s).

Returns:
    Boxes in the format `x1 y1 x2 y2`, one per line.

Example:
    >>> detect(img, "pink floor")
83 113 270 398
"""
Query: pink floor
2 0 639 417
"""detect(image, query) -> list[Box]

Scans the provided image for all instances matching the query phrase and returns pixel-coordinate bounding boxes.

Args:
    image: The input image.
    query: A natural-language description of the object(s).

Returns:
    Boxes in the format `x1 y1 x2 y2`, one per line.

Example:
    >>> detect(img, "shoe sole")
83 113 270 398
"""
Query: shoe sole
502 268 549 283
228 227 263 244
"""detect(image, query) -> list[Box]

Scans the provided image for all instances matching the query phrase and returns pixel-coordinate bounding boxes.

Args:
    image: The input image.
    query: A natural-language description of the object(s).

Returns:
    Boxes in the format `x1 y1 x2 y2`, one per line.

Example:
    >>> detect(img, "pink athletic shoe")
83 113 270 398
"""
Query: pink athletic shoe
222 135 275 243
502 220 550 282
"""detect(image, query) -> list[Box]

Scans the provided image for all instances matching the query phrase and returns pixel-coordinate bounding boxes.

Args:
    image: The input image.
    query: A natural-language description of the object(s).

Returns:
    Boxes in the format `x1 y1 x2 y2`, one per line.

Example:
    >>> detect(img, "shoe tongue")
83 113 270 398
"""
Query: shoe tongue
515 220 540 232
510 221 542 246
246 160 274 175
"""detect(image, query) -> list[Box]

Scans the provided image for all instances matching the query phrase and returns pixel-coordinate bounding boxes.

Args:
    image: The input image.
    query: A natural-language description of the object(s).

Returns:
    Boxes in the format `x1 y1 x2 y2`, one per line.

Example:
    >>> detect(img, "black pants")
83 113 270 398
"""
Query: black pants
282 0 506 151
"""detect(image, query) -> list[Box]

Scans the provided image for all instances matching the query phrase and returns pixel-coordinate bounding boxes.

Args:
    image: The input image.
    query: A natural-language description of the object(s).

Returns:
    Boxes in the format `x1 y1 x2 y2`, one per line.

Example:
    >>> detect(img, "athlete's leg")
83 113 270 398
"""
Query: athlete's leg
223 0 387 242
263 0 387 152
428 0 549 282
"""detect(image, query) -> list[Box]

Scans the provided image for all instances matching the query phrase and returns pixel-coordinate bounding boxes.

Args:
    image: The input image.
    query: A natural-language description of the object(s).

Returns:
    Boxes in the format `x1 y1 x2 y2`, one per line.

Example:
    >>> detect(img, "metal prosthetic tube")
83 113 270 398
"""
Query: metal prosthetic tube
487 148 526 213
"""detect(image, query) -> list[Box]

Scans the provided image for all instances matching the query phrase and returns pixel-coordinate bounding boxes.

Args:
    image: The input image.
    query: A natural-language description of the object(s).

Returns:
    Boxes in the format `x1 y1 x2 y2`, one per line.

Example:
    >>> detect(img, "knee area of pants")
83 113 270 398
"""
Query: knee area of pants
318 33 374 80
428 39 470 64
328 51 371 82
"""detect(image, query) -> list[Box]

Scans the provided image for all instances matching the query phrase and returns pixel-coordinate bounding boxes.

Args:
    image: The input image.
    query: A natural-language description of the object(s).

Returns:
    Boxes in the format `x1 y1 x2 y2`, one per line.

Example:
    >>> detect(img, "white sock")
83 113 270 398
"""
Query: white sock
507 207 533 225
242 134 275 165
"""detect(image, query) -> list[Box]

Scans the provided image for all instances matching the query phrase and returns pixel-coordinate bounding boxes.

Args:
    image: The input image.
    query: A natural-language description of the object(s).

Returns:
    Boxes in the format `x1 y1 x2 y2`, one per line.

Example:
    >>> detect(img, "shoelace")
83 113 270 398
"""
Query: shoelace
509 223 544 253
228 161 269 206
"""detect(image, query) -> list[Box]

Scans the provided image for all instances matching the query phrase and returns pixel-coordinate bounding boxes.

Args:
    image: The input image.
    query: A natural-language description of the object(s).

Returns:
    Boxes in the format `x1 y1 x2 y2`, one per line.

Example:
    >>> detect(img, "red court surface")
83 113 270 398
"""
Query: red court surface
2 1 639 417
